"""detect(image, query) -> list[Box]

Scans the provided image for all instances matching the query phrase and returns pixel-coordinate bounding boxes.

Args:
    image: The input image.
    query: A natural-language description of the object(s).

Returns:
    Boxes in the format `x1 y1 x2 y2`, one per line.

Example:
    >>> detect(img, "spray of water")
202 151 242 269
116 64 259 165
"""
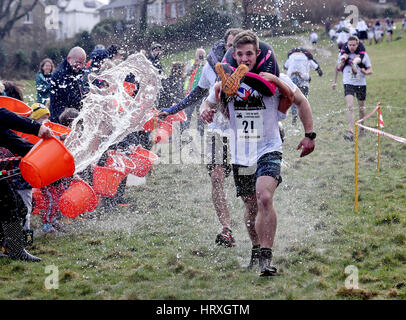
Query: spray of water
64 53 161 173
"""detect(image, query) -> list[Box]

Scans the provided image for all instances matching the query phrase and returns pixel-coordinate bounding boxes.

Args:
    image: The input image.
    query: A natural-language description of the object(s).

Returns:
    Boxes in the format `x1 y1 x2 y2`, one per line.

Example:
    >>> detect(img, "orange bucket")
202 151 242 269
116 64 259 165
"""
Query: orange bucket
32 188 49 214
165 110 187 123
105 150 136 175
58 179 99 218
92 165 126 197
18 132 41 145
19 136 75 188
128 145 158 177
0 96 32 116
15 121 71 145
44 121 71 137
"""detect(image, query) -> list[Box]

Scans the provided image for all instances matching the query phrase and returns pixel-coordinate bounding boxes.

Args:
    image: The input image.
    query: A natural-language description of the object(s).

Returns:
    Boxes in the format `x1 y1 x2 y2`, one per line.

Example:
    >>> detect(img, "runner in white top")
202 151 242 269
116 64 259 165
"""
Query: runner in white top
200 30 315 277
158 28 243 248
333 35 373 141
283 50 323 125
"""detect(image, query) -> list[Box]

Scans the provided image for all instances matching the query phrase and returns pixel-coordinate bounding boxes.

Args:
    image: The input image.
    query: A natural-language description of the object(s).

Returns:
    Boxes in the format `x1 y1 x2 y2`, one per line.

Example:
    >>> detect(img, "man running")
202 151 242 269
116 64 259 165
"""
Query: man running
332 36 373 141
200 31 316 276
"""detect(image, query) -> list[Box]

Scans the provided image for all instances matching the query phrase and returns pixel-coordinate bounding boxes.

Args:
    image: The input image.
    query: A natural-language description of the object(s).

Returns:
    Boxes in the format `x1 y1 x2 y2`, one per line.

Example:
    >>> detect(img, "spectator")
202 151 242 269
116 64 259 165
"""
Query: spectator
0 106 52 261
181 48 207 139
148 42 163 74
49 47 87 123
158 62 186 110
3 80 24 101
30 103 50 124
35 58 55 106
107 44 124 62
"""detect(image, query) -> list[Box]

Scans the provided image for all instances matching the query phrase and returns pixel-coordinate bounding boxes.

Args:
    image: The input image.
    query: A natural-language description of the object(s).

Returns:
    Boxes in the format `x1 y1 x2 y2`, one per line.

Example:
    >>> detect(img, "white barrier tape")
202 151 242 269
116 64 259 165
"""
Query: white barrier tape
355 105 406 144
356 106 380 123
356 123 406 144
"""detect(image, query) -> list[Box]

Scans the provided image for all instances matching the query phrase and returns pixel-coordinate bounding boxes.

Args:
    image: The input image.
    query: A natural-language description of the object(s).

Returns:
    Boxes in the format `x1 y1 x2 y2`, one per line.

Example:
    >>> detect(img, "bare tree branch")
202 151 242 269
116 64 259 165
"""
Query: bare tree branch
0 0 39 40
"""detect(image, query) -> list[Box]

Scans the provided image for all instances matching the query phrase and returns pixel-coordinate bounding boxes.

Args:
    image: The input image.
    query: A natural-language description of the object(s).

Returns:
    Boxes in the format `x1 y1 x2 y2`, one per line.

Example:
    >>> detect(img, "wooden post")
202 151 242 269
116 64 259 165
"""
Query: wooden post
377 106 381 173
354 123 359 212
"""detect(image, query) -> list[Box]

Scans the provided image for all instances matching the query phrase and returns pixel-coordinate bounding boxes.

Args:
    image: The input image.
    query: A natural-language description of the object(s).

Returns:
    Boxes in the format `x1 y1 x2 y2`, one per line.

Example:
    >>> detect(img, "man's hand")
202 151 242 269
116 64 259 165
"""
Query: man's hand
340 53 349 61
200 108 217 124
258 72 278 83
38 124 53 139
158 111 169 120
214 82 223 103
297 137 315 157
331 82 337 90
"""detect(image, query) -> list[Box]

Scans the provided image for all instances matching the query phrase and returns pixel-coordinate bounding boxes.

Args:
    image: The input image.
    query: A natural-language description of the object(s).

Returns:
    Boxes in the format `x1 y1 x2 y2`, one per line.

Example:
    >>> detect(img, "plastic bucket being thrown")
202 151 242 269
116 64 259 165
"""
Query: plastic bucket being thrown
105 150 136 175
18 132 41 145
19 136 75 188
92 165 126 198
58 179 99 218
44 121 71 137
153 121 173 144
0 96 32 116
128 145 158 177
165 110 187 123
15 122 71 145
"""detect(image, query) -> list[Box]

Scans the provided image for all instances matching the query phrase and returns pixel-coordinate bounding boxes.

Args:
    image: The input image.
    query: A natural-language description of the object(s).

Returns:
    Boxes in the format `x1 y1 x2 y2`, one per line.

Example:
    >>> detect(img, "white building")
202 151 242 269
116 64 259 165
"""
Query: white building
55 0 105 40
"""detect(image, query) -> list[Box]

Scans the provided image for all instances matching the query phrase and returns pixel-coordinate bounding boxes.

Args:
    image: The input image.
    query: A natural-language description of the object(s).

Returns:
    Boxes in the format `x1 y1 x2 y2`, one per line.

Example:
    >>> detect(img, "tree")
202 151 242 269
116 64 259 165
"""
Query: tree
139 0 156 34
0 0 39 40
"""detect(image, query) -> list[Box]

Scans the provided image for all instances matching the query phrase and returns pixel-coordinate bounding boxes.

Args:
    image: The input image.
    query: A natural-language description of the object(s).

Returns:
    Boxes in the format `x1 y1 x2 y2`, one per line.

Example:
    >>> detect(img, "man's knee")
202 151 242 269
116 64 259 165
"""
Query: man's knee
257 189 274 209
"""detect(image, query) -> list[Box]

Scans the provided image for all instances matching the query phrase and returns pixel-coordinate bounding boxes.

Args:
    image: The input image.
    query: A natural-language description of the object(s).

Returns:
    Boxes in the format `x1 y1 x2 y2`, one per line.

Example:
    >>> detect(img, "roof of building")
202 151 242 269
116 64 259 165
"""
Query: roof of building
99 0 141 10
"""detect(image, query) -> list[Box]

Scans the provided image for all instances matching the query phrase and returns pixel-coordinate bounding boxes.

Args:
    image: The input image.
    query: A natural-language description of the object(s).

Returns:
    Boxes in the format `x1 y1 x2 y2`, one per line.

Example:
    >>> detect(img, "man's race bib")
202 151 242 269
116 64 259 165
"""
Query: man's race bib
235 110 264 142
233 83 266 142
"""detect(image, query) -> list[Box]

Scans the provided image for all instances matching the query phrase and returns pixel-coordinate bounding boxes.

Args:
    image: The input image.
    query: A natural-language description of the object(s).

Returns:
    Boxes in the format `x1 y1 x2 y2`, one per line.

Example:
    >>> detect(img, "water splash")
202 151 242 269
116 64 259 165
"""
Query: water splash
64 53 161 173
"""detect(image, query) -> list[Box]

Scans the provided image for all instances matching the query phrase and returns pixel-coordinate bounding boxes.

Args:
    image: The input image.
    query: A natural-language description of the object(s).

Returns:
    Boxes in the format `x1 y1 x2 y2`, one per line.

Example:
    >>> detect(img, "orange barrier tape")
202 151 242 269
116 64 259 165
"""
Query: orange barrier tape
356 106 406 144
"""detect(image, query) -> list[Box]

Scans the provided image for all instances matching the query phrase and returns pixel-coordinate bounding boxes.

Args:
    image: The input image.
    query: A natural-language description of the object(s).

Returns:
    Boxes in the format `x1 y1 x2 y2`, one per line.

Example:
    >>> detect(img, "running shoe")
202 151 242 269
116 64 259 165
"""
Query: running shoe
344 131 354 141
215 227 235 247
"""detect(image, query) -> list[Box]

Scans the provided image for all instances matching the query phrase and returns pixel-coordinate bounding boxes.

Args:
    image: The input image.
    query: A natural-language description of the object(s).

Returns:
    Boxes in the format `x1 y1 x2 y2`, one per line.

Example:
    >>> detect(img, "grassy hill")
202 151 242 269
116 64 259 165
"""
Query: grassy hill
1 31 405 300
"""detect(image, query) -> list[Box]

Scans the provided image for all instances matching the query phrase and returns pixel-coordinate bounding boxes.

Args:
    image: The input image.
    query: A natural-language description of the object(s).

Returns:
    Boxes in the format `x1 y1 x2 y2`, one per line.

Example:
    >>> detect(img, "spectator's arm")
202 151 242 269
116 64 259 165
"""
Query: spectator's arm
160 86 208 115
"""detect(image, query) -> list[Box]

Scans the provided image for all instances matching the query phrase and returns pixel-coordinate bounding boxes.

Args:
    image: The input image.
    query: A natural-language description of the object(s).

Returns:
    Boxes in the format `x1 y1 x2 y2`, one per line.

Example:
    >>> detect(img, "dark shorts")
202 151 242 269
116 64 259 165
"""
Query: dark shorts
298 85 309 97
206 133 232 178
344 84 367 101
358 31 368 40
232 152 282 198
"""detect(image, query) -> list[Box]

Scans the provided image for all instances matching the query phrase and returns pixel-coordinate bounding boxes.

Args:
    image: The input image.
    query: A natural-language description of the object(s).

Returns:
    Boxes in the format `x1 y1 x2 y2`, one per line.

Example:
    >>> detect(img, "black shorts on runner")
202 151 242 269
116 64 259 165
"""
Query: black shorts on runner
232 152 282 198
344 84 367 101
358 31 368 40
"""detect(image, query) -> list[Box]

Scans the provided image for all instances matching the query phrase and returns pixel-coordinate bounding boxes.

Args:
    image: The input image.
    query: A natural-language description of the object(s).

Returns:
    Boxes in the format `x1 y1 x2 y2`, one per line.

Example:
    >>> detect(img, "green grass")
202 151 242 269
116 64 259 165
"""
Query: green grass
3 31 406 300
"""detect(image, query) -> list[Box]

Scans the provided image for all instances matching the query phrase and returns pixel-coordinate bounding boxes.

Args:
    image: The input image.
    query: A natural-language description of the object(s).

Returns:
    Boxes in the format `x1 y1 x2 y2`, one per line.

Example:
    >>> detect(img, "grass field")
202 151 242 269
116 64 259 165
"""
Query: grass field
1 30 405 300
